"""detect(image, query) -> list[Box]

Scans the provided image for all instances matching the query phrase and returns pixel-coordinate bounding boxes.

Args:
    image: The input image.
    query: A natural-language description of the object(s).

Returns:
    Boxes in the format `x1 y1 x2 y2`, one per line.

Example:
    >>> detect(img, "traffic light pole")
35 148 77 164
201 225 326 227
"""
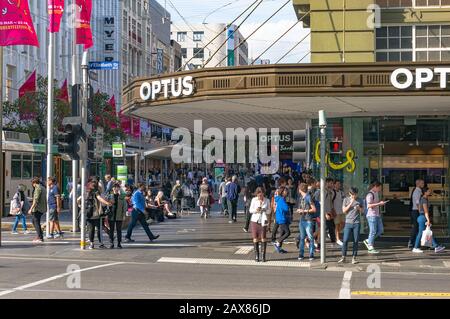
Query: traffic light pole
46 32 56 238
80 51 89 250
319 110 327 265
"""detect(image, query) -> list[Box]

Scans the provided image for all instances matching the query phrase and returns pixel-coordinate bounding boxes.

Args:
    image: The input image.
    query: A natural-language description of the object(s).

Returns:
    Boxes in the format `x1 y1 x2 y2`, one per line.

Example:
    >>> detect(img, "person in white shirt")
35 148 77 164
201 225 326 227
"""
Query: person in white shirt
408 179 424 248
249 187 271 262
333 180 346 246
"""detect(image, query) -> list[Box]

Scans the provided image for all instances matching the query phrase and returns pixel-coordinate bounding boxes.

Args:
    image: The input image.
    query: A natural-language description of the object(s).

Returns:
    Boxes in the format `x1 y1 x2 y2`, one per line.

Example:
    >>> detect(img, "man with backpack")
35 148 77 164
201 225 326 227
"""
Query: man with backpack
28 177 46 243
10 185 31 235
171 180 183 214
363 181 387 254
226 175 241 223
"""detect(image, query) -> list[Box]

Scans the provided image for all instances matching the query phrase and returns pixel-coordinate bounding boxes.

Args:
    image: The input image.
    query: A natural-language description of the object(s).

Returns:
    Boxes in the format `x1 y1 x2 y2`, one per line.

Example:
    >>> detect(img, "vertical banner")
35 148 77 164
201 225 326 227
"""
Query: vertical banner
75 0 93 50
48 0 65 33
132 118 141 139
227 25 235 67
156 48 164 74
119 111 131 135
0 0 39 47
57 79 69 102
18 70 37 120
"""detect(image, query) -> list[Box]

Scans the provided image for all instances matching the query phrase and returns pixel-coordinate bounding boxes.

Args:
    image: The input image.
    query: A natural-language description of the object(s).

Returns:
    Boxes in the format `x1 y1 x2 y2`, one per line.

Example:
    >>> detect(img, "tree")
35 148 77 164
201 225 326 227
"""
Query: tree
2 76 125 144
2 76 70 140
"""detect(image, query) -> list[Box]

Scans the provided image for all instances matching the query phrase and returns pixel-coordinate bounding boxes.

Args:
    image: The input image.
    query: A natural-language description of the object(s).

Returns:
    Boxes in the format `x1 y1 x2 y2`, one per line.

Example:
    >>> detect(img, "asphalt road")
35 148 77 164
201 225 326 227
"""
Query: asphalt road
0 213 450 299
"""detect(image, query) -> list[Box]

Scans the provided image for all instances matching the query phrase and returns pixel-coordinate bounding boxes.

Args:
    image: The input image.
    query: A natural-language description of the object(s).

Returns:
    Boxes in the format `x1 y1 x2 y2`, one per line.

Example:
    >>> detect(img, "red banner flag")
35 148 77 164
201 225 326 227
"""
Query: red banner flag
75 0 93 50
19 70 37 120
120 111 131 135
0 0 39 47
57 79 69 102
132 118 141 139
48 0 64 33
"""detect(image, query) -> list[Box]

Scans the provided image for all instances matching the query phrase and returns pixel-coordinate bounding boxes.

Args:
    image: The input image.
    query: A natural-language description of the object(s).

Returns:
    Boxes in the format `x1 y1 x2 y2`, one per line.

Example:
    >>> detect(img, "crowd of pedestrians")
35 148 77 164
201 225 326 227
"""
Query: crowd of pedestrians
7 167 446 260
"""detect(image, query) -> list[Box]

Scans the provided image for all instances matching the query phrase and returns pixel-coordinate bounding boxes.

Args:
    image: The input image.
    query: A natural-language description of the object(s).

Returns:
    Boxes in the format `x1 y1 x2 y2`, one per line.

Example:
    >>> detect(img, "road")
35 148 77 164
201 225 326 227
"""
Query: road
0 212 450 299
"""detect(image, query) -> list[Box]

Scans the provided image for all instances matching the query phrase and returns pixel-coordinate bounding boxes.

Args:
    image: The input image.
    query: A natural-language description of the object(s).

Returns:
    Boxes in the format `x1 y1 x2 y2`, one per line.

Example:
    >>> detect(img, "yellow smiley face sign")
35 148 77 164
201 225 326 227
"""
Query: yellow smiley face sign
314 140 356 173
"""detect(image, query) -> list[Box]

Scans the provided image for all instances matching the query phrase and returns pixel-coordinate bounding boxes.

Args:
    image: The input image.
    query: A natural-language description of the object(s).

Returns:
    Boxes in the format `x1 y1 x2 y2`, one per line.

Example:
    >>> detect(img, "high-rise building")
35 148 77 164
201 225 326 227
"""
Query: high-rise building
292 0 450 63
171 24 249 69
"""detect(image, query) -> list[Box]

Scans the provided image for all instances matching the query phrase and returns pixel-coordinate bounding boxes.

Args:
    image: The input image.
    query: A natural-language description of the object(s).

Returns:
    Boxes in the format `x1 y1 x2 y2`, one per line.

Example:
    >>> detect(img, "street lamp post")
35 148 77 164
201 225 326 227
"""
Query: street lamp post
319 110 327 265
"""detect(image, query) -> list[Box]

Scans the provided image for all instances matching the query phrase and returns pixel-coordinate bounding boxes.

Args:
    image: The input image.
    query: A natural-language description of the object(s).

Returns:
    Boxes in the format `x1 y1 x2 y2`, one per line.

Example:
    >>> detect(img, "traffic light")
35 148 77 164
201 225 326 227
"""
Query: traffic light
329 141 342 154
57 117 83 160
292 129 307 161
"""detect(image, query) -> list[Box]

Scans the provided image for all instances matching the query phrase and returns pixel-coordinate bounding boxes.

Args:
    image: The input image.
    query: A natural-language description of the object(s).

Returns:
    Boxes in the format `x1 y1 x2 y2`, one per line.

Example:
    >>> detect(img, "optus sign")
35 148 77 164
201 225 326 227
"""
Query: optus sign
391 67 450 89
140 76 194 101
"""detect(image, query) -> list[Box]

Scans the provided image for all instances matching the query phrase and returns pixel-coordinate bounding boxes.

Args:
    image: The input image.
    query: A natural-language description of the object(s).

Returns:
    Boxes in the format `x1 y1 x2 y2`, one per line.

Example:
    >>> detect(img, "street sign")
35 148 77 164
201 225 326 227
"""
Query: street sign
89 61 119 70
117 165 128 185
95 127 104 159
112 142 124 158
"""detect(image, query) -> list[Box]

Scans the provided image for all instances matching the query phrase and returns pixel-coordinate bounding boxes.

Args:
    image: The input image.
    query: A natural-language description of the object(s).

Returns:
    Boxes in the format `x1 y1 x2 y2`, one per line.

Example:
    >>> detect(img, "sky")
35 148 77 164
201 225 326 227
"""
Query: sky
159 0 311 64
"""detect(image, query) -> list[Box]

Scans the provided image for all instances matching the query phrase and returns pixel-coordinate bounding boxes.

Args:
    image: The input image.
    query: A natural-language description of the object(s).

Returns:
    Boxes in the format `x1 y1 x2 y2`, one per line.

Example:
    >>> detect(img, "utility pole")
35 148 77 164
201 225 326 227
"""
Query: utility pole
319 110 327 265
0 47 3 246
71 0 79 234
80 51 89 250
46 32 56 238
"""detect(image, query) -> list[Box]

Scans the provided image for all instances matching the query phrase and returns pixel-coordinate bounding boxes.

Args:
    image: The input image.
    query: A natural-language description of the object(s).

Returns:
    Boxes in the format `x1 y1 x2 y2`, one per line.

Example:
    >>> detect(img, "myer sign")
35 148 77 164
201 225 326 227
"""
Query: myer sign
140 76 194 101
391 67 450 89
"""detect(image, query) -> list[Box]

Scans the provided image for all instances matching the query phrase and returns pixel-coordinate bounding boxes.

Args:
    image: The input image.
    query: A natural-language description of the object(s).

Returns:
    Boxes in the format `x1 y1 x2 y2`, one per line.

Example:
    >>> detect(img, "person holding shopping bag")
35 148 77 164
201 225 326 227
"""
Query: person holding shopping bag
412 187 445 254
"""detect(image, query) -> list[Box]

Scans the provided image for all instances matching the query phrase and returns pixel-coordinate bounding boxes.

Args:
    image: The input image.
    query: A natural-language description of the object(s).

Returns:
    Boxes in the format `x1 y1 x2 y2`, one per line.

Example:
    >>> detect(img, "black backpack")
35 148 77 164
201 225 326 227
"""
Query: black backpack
86 192 95 219
176 186 183 199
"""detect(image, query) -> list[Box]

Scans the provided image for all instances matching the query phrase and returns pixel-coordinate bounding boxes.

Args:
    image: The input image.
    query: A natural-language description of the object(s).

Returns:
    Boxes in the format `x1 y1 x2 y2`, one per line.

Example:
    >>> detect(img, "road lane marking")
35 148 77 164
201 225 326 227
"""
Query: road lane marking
352 291 450 297
122 243 197 247
0 262 124 297
2 241 72 245
339 271 352 299
234 246 254 255
157 257 310 268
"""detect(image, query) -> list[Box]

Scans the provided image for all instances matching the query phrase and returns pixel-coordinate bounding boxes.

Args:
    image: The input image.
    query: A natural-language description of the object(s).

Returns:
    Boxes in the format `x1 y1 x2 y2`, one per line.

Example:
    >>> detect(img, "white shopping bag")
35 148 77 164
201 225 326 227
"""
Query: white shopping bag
420 226 433 247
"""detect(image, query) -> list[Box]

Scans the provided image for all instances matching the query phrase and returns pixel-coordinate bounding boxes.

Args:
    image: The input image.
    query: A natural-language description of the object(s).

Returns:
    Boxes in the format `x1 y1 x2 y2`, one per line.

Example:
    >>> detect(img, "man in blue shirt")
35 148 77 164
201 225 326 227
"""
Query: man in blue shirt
125 183 159 243
226 175 241 223
47 177 62 239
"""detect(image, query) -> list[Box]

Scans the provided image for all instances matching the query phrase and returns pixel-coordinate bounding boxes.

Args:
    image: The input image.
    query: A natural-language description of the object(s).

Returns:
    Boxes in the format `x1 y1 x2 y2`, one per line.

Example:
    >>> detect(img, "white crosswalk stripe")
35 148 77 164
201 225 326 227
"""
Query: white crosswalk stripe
234 246 254 255
157 257 311 268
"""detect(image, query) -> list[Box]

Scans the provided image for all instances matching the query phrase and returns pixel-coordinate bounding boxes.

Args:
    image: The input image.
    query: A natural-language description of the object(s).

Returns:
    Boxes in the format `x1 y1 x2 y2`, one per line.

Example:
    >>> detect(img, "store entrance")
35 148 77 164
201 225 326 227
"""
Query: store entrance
366 118 450 237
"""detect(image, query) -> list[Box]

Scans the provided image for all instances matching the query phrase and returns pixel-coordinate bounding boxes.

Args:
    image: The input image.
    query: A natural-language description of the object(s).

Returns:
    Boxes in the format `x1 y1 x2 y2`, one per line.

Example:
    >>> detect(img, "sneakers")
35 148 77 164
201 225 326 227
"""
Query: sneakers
88 243 94 250
368 248 379 254
124 238 135 243
273 242 281 253
117 243 123 249
352 257 359 264
23 230 31 235
435 246 445 253
98 244 106 249
338 257 346 264
363 239 370 249
54 233 61 239
11 231 19 235
298 256 304 261
150 235 160 242
32 238 43 243
309 256 314 262
279 248 288 254
336 240 343 247
46 234 54 239
412 248 423 253
243 228 248 233
228 220 234 224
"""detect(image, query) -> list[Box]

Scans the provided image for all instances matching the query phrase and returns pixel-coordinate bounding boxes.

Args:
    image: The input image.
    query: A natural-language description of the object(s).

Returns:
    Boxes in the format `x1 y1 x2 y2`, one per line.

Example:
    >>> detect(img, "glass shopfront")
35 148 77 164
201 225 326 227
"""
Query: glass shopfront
311 117 450 237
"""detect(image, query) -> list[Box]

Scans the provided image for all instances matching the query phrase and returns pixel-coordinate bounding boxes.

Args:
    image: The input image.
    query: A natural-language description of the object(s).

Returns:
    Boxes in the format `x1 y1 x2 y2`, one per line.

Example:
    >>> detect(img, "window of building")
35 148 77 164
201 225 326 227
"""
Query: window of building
11 153 41 179
5 65 15 102
375 26 413 62
376 25 450 61
193 48 204 59
415 0 450 6
181 48 187 58
177 32 187 42
376 0 450 6
193 31 204 42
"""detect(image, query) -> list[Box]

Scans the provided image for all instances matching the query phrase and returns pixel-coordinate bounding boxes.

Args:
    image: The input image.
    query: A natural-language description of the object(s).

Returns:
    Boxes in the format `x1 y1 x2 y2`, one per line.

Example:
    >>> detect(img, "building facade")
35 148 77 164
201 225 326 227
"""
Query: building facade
171 23 249 69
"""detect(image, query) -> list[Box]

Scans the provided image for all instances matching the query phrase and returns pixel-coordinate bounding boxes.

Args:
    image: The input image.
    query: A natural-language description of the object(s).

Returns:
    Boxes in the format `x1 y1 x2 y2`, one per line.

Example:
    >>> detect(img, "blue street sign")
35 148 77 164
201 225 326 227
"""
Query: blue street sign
88 61 120 70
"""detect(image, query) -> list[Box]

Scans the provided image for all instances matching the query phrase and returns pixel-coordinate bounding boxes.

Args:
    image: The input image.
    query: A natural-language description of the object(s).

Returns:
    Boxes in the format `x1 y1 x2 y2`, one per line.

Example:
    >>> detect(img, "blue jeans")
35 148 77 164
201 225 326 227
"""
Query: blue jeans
299 220 315 258
12 214 27 232
126 209 156 240
367 216 383 246
414 214 439 249
342 223 360 257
